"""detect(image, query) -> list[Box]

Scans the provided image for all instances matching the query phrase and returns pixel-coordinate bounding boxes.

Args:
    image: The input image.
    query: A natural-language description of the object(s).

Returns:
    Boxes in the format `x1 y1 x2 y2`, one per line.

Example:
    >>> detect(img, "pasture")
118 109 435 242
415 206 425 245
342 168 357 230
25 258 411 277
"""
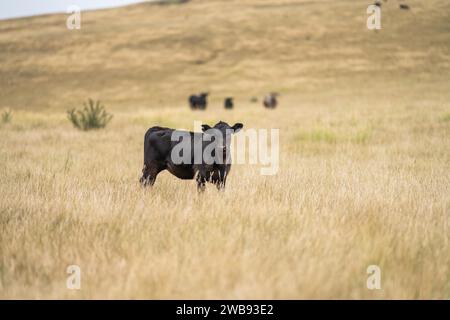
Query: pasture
0 0 449 299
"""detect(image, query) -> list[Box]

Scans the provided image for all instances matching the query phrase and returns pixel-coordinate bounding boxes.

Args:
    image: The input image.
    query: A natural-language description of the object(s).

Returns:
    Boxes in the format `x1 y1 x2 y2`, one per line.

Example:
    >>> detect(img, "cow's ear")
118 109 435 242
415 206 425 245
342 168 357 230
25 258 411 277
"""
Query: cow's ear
231 123 243 133
202 124 212 132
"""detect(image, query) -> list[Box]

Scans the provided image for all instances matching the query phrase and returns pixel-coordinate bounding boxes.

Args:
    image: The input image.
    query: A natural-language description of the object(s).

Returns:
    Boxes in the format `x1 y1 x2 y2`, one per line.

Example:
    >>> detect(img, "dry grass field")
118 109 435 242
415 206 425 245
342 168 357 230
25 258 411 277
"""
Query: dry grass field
0 0 449 299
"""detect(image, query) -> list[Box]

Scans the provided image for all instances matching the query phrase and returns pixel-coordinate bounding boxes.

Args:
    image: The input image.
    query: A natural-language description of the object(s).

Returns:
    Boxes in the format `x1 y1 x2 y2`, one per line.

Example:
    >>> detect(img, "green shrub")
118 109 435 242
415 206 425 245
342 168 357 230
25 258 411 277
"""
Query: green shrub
67 99 113 130
1 109 12 124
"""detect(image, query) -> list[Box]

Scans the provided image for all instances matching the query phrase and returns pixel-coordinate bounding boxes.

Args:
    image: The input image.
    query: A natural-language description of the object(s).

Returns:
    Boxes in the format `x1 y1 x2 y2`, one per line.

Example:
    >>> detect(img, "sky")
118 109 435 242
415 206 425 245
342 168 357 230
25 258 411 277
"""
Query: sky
0 0 149 20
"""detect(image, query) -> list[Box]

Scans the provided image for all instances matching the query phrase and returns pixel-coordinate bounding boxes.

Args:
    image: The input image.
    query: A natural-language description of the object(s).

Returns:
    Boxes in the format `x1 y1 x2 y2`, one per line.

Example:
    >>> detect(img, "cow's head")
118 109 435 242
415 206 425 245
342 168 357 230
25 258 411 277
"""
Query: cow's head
201 121 243 163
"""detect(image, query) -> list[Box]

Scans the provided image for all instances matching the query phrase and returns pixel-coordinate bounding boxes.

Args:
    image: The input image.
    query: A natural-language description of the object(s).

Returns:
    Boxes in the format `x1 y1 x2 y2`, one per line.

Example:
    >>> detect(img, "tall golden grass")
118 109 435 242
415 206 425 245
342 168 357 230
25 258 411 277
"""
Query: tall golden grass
0 0 449 299
1 100 449 299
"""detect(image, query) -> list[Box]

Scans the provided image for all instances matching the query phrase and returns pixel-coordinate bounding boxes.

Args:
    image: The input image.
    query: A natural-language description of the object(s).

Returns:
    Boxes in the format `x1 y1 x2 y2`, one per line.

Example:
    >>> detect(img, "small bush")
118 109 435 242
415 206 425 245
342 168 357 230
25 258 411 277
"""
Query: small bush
1 109 12 124
67 99 113 131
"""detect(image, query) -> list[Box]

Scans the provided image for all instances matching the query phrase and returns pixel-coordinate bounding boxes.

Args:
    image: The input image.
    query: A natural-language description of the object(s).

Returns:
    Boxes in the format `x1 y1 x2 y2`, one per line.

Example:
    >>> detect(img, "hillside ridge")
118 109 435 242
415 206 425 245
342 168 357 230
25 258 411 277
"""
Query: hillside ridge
0 0 449 110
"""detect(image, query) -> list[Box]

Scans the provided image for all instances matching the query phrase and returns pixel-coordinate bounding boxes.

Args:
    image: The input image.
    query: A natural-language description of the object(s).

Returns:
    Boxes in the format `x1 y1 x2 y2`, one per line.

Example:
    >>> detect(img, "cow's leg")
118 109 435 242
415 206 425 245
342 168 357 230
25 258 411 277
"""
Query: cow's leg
140 162 163 187
212 169 227 191
139 164 154 186
196 172 207 192
215 178 226 191
216 173 228 191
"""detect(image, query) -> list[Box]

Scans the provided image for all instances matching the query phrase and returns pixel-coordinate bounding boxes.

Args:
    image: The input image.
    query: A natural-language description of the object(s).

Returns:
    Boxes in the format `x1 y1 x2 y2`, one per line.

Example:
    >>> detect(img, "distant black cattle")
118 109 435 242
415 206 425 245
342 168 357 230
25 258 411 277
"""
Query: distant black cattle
189 93 209 110
224 97 234 109
263 93 279 109
399 4 410 10
140 121 243 191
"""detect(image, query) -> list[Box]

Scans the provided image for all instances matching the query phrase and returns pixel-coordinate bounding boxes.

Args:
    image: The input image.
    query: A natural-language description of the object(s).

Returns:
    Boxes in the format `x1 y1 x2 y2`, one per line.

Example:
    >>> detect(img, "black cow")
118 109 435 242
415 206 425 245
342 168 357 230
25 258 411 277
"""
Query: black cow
140 121 243 191
263 93 279 109
399 4 410 10
189 93 209 110
224 97 234 109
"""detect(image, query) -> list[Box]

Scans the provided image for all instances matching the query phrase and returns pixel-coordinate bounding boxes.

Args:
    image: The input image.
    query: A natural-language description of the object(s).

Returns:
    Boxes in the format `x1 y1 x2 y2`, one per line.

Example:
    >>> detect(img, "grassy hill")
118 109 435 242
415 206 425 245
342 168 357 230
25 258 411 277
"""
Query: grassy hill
1 0 449 110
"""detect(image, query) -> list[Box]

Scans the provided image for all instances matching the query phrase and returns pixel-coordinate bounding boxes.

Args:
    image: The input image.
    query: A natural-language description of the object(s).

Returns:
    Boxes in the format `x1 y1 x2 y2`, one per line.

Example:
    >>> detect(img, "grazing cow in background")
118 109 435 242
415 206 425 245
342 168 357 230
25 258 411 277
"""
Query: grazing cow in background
189 92 209 110
224 97 234 109
140 121 243 191
263 93 279 109
399 4 410 10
